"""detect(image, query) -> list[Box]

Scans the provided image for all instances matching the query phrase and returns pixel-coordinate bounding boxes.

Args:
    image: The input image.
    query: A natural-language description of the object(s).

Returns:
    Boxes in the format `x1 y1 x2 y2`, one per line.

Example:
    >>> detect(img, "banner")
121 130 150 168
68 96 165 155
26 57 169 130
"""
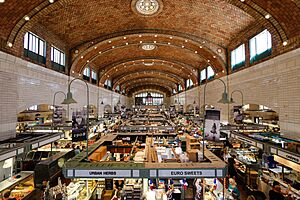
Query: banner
72 115 87 142
204 109 220 141
233 105 243 124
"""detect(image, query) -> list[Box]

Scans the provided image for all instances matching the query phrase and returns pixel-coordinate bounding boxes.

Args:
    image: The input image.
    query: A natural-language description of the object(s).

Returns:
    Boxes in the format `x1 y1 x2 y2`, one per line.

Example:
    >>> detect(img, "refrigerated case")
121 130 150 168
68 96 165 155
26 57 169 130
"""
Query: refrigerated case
0 171 40 200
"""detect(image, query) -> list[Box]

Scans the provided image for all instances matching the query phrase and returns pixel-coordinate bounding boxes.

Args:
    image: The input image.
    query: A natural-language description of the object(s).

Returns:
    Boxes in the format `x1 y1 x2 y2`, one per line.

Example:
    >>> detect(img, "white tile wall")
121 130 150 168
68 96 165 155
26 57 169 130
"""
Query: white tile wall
0 51 129 140
172 48 300 140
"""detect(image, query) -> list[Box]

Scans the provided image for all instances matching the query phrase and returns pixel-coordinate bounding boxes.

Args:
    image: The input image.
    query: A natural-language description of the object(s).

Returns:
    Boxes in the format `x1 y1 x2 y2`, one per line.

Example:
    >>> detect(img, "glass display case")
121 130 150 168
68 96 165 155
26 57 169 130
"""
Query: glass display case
0 171 38 200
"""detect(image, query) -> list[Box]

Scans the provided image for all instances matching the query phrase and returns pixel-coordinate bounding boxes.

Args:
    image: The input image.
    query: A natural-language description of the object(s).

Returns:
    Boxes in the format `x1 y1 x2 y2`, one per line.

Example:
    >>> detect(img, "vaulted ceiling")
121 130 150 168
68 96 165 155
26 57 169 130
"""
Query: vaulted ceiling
1 0 300 96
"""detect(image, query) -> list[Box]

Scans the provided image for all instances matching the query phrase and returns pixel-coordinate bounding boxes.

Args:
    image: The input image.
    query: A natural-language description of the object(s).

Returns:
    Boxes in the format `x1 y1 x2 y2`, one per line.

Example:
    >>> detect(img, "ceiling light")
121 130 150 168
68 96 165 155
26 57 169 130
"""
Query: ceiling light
139 35 142 37
123 36 127 39
240 0 245 2
222 70 225 73
112 46 115 48
81 56 84 58
213 55 216 58
75 50 79 54
134 0 160 16
144 62 154 66
265 14 270 19
99 51 102 54
154 35 157 37
24 16 30 21
168 42 171 45
79 74 81 76
217 48 222 53
182 45 184 48
216 73 218 76
72 71 75 73
200 46 202 48
108 41 112 43
0 0 5 3
94 46 97 49
202 41 206 44
140 41 143 43
7 42 12 47
207 60 210 62
126 42 129 45
170 36 173 39
141 44 156 51
195 51 198 54
283 41 288 46
185 40 188 42
49 0 54 3
87 60 90 63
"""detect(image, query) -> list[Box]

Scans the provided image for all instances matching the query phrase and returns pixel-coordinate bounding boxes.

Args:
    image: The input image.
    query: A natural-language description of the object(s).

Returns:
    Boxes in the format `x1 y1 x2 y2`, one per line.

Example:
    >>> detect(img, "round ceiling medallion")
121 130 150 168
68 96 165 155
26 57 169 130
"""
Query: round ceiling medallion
132 0 163 16
141 43 157 51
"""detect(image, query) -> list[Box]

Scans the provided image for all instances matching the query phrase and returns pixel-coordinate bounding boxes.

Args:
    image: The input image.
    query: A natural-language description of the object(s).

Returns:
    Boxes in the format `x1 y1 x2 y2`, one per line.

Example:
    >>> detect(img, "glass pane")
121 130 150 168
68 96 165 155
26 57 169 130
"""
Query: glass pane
201 69 206 81
24 32 28 49
207 66 214 79
39 40 44 56
84 68 90 77
29 34 33 51
249 38 256 59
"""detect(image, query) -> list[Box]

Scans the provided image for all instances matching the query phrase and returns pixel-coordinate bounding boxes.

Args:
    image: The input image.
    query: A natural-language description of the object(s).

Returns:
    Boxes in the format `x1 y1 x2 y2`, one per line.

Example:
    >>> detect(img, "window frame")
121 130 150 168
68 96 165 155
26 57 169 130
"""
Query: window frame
231 43 245 70
249 29 272 63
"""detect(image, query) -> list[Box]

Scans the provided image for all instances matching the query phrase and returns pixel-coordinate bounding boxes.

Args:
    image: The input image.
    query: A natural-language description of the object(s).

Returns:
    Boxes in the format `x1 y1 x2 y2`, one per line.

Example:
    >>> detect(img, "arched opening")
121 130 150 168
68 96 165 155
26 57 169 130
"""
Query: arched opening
104 105 112 114
231 103 279 132
16 104 66 133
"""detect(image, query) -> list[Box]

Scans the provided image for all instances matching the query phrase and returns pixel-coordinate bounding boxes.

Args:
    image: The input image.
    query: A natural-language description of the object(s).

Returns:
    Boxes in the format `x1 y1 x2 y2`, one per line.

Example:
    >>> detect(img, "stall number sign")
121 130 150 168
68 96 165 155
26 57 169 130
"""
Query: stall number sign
235 135 256 146
278 150 300 164
74 170 132 178
158 169 215 178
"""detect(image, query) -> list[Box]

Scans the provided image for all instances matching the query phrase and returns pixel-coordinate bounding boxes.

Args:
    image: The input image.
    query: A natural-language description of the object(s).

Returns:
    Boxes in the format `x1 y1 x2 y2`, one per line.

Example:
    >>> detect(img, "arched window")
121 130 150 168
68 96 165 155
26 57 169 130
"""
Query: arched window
91 70 97 84
135 92 164 105
24 32 46 65
231 44 245 70
83 67 90 81
186 79 194 89
250 29 272 63
200 66 215 83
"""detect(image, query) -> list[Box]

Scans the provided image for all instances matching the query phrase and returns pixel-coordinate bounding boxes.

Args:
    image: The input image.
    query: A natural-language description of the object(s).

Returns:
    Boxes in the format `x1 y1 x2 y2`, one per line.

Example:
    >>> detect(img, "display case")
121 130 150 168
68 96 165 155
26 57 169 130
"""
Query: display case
0 171 39 200
230 148 260 188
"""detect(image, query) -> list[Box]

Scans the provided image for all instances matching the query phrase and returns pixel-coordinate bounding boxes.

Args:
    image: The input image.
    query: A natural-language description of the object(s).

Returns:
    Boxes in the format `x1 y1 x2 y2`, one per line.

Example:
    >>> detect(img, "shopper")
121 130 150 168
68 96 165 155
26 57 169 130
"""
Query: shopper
227 157 237 179
269 181 285 200
228 178 240 200
75 146 81 155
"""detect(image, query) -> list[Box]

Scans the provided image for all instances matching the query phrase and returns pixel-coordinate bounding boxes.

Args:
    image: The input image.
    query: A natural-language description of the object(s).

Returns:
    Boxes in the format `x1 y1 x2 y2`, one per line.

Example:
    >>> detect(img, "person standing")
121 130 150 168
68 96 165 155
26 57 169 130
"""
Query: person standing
228 178 240 200
269 181 286 200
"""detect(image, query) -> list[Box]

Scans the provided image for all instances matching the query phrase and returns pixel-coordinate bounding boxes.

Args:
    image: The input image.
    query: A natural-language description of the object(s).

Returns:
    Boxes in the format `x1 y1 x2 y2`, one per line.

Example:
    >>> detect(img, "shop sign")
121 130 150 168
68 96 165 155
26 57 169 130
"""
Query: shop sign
74 170 132 178
235 135 256 146
158 169 215 178
278 150 300 164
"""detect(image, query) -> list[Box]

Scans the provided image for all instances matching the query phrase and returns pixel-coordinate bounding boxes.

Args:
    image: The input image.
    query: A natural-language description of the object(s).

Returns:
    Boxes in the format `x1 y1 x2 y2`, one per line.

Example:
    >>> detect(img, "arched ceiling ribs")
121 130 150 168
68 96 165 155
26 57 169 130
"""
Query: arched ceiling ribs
97 57 198 81
132 89 166 97
120 78 177 92
71 33 226 75
111 71 185 91
227 0 288 43
99 59 198 87
126 84 172 96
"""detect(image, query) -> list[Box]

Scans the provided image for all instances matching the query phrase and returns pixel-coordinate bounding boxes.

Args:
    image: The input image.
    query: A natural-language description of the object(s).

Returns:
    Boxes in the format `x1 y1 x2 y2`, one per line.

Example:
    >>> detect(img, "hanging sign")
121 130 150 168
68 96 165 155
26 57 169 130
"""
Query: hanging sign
158 169 216 178
74 170 132 178
277 150 300 164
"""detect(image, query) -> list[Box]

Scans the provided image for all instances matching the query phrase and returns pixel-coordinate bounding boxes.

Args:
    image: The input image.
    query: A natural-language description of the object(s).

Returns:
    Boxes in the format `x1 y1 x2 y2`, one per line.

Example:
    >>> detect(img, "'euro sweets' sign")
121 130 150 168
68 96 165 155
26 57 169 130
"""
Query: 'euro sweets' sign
158 169 215 177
